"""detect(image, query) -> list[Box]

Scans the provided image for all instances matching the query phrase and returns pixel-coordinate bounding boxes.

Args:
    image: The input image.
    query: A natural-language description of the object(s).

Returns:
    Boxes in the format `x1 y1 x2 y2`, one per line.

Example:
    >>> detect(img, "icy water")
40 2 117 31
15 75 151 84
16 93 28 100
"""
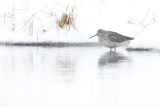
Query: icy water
0 46 160 107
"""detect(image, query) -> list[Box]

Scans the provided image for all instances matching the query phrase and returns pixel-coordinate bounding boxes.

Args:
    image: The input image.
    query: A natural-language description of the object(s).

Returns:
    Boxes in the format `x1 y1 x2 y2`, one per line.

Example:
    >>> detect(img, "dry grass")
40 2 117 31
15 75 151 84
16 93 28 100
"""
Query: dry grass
127 9 157 32
0 2 16 31
0 13 15 25
21 10 44 36
21 15 34 36
28 20 33 36
56 6 77 34
0 0 45 37
139 9 157 32
0 11 15 31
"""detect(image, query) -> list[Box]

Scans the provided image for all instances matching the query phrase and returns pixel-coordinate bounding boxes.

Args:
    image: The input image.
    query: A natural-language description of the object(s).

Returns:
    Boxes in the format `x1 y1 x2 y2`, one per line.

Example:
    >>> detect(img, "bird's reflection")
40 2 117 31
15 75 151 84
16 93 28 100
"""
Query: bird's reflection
98 51 129 67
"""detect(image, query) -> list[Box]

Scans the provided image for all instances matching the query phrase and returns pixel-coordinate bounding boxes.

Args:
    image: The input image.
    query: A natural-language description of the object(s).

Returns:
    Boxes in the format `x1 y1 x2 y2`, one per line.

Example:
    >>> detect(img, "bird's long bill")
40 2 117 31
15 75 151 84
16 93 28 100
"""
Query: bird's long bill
89 34 98 39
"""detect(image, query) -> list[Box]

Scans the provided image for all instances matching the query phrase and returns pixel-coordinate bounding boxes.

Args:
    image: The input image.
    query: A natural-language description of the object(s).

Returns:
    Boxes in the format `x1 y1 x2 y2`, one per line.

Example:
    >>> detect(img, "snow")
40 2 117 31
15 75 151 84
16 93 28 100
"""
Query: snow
129 22 160 49
0 0 160 49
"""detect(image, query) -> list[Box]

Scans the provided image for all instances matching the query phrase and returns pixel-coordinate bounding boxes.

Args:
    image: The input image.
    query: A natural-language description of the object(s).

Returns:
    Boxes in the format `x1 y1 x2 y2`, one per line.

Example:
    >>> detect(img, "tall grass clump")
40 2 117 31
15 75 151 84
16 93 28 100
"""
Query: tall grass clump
56 6 78 34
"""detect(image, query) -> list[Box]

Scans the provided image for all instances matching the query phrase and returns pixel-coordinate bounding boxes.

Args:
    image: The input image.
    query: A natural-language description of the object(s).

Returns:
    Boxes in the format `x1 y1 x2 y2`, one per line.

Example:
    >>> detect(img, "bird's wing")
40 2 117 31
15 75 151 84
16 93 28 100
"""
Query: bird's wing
107 32 134 43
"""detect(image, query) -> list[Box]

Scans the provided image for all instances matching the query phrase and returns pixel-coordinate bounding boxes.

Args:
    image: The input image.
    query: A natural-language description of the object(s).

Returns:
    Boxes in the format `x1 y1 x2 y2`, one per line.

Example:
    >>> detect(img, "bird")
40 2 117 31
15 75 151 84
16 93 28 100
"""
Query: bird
89 29 134 51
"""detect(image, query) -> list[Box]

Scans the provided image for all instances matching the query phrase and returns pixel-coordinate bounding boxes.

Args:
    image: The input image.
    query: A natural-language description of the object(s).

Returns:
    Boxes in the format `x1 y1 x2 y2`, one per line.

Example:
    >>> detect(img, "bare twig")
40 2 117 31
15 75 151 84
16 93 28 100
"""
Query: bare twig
139 9 150 24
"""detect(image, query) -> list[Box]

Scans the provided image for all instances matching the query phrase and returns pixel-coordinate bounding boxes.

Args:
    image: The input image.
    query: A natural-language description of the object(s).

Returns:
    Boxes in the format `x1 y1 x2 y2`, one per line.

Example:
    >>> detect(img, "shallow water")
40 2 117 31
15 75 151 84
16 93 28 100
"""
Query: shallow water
0 46 160 107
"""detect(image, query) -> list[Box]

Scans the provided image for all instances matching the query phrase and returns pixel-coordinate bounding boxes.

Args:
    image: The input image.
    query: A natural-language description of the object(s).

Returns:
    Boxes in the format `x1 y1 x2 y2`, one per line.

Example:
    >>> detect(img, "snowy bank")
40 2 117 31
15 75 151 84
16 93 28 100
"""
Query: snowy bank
0 0 160 50
128 22 160 50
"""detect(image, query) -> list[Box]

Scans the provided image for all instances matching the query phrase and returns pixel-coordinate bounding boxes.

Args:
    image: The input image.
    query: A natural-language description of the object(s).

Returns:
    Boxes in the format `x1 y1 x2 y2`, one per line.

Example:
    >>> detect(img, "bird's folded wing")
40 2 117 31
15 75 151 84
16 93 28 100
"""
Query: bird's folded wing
108 32 133 43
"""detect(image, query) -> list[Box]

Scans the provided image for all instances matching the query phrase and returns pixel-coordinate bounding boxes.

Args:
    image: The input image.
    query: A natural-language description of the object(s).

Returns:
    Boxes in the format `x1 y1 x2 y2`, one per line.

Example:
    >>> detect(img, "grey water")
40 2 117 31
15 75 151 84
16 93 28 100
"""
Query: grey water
0 46 160 107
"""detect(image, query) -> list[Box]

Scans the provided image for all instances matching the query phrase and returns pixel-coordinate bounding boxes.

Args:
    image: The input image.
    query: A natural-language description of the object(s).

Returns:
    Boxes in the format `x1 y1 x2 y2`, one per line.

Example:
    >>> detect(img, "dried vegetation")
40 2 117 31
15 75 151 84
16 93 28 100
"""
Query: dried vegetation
56 6 78 33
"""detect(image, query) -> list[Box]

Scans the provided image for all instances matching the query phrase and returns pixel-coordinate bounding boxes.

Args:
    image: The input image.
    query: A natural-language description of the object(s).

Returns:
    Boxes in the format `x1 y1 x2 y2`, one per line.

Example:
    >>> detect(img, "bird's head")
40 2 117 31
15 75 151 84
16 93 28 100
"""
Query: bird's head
89 29 104 39
97 29 104 34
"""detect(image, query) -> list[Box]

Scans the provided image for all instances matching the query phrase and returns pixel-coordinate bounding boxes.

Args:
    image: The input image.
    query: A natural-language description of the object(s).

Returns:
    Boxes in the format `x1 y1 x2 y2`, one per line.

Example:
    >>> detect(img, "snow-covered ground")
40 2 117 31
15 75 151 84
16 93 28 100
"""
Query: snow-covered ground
0 0 160 49
128 22 160 49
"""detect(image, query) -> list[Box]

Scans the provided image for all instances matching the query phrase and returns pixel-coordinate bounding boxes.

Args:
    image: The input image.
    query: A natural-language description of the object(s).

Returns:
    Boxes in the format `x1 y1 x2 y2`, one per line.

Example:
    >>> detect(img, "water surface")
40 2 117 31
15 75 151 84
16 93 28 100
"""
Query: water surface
0 46 160 107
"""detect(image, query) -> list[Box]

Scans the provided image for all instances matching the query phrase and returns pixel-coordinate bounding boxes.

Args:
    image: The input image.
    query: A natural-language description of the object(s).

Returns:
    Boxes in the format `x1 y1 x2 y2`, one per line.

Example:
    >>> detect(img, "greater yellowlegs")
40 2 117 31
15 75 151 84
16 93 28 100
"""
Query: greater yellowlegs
89 29 134 51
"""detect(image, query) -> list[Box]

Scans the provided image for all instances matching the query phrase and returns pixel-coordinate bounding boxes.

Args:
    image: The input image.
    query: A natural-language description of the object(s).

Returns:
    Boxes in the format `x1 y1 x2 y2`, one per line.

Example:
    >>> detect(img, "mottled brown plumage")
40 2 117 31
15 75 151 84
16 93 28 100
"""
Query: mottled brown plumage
106 31 134 43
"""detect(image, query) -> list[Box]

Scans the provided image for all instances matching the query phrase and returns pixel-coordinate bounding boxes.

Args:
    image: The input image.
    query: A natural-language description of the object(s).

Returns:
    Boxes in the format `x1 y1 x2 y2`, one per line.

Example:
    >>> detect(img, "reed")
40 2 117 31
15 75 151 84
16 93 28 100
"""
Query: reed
56 6 77 34
21 10 44 36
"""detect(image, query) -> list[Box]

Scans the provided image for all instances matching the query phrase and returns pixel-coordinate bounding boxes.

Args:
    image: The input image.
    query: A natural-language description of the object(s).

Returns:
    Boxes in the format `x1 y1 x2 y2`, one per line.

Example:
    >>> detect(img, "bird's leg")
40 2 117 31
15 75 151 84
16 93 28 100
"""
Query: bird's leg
110 48 112 51
114 48 116 52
